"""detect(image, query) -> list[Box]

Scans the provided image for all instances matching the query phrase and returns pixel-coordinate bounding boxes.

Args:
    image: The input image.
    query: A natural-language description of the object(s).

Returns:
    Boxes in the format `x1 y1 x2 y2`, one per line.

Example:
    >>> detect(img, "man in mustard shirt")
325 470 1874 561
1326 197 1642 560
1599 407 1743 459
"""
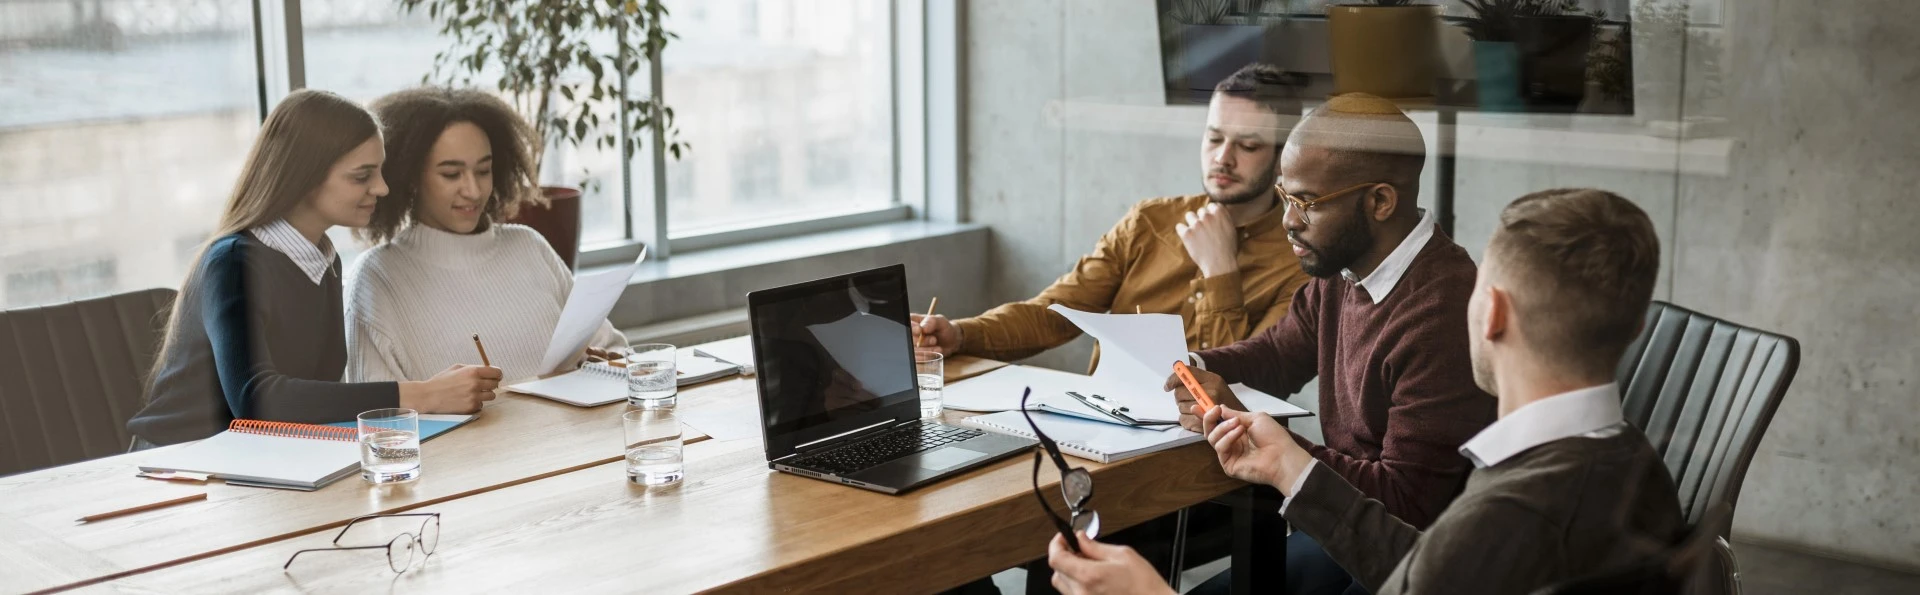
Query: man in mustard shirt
913 63 1311 369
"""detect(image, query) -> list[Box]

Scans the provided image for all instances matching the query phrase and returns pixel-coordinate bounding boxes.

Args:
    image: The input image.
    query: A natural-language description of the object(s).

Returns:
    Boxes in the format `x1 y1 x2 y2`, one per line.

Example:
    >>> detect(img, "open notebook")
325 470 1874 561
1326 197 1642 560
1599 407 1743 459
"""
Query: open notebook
944 364 1312 426
963 411 1197 464
507 348 742 407
140 416 474 491
139 420 362 491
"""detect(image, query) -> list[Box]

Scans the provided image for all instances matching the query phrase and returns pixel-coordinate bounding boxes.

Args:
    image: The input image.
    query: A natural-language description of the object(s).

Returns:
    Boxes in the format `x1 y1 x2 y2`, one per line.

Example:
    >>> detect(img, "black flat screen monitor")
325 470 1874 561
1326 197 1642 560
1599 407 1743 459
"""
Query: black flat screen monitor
747 264 919 460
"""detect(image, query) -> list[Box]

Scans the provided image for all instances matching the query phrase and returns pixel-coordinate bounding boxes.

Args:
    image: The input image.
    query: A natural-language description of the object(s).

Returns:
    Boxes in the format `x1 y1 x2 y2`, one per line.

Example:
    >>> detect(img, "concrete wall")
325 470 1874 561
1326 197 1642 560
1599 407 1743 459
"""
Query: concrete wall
1666 0 1920 570
963 0 1920 570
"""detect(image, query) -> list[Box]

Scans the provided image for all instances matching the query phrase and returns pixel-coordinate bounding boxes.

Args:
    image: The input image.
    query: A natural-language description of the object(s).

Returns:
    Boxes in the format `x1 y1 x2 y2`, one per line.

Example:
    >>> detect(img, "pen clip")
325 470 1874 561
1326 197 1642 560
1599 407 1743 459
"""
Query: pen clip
1065 391 1140 425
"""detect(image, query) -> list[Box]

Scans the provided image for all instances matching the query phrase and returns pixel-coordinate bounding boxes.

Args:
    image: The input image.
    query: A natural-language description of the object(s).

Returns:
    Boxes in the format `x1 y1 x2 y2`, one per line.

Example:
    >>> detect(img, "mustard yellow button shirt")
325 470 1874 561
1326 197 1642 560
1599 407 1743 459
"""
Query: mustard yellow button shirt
954 194 1308 371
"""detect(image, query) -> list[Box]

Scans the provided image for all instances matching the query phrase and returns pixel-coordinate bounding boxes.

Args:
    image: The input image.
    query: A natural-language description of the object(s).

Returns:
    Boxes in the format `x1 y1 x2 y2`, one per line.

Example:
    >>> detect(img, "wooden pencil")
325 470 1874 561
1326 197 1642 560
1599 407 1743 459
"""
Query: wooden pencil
76 493 206 524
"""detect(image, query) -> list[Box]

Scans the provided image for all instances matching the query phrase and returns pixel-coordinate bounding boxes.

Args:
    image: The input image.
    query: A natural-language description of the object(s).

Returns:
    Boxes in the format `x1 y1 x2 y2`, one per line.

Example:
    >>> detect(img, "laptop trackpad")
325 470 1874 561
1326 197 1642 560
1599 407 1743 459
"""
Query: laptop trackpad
916 447 989 471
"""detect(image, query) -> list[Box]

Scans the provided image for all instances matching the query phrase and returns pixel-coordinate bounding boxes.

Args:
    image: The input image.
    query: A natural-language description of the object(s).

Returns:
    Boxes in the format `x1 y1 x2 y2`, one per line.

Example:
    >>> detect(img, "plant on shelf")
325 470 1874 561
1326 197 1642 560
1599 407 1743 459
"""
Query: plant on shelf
1168 0 1235 24
1459 0 1597 112
1324 0 1443 99
398 0 688 189
1457 0 1578 43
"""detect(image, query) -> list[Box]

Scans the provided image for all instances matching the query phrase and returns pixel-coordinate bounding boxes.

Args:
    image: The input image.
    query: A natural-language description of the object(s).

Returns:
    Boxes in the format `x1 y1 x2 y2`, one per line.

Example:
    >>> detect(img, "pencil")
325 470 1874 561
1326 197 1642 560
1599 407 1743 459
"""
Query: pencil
472 333 492 367
926 297 939 318
76 493 206 524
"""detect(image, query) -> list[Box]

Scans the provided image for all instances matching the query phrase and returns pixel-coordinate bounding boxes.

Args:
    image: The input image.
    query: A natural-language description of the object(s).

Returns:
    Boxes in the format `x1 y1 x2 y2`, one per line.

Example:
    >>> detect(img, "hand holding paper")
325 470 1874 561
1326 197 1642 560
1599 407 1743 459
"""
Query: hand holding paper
540 247 648 374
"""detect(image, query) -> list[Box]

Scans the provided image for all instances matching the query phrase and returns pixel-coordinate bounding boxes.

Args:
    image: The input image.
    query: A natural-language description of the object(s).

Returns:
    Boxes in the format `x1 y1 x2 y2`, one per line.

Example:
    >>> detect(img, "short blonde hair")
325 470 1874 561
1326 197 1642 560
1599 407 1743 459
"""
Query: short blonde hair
1488 189 1661 379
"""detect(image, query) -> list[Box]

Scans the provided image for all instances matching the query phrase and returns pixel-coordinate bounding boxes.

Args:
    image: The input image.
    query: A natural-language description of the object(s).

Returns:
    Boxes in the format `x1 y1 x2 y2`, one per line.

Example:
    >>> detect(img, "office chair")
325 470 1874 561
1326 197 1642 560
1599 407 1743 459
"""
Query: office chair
1615 301 1801 594
0 288 175 476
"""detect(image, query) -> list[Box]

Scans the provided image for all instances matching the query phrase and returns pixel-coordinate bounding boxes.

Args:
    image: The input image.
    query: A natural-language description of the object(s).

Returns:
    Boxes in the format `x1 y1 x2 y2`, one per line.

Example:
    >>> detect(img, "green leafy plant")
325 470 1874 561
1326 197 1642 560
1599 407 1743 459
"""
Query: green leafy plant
397 0 688 186
1457 0 1584 42
1168 0 1235 24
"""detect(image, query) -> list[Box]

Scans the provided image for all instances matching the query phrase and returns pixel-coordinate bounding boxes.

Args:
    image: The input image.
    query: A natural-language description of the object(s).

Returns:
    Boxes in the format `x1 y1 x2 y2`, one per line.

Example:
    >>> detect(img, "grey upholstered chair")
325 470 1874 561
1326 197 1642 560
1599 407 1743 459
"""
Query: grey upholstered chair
0 288 175 476
1615 301 1801 594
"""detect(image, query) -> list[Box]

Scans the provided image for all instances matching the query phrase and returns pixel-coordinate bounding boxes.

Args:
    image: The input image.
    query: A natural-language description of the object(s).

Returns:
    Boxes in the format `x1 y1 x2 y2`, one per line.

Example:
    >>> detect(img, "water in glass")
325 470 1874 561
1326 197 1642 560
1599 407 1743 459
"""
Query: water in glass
917 373 944 419
626 444 685 486
360 430 421 483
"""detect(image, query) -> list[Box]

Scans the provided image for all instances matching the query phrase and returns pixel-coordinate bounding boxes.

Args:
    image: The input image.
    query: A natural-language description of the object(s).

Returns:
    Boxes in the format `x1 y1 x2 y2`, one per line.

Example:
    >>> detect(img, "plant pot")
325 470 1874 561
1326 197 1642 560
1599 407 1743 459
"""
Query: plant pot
1325 4 1442 100
1513 15 1593 113
1174 23 1266 92
507 186 583 270
1472 40 1525 112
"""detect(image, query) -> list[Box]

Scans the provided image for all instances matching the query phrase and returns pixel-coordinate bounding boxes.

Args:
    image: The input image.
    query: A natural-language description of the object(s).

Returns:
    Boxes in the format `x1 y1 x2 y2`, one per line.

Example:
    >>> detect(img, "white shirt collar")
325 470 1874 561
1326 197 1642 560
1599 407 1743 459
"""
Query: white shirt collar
1342 208 1435 304
249 219 336 284
1459 383 1626 468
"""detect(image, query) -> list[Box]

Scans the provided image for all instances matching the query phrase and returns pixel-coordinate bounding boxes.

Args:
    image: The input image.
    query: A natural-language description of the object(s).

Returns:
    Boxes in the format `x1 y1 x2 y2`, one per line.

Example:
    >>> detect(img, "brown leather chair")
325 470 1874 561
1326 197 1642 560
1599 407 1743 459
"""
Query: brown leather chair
1615 301 1801 594
0 288 175 476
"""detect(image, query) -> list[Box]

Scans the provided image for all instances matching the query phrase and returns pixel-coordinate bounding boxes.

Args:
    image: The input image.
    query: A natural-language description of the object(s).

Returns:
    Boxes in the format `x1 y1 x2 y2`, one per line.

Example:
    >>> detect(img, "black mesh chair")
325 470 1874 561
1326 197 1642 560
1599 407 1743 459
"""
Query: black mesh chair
0 288 175 475
1614 301 1801 593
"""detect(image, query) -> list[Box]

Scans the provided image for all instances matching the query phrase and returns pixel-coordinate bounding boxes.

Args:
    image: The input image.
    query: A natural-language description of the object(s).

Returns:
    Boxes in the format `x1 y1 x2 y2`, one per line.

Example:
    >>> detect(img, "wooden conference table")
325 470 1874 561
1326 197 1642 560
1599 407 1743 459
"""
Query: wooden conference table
0 357 1261 594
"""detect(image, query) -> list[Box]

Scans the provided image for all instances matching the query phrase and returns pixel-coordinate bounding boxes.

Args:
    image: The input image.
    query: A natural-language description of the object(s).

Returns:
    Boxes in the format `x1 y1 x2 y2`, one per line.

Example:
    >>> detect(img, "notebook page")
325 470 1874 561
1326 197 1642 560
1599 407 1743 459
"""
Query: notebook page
140 431 360 488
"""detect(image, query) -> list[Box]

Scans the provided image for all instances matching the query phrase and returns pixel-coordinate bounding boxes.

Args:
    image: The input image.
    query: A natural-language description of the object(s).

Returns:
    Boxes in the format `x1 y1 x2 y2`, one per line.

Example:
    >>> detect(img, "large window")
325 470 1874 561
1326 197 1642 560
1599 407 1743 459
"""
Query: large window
0 0 922 310
0 0 259 309
658 0 895 236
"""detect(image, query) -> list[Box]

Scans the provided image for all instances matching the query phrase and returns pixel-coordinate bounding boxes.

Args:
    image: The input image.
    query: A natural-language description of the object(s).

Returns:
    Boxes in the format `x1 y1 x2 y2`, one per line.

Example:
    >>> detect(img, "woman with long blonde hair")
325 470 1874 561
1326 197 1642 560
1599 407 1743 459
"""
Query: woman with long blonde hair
129 89 502 447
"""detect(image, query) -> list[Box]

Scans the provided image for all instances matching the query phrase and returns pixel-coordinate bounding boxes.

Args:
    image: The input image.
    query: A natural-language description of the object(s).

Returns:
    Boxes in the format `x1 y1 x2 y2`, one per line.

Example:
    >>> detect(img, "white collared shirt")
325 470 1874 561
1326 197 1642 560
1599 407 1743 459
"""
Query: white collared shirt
1341 208 1435 304
1281 383 1626 514
1458 383 1626 468
249 219 336 285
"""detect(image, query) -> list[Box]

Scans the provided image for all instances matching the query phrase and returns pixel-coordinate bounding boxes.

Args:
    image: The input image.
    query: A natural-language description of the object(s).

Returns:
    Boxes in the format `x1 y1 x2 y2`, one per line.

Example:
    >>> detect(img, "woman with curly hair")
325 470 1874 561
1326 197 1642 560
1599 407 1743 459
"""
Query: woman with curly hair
346 87 626 383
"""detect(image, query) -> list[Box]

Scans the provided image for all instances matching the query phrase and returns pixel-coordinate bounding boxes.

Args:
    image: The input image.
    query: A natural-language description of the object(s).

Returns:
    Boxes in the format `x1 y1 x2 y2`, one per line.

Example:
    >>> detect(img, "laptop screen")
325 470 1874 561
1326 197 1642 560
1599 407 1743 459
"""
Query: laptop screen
748 265 919 459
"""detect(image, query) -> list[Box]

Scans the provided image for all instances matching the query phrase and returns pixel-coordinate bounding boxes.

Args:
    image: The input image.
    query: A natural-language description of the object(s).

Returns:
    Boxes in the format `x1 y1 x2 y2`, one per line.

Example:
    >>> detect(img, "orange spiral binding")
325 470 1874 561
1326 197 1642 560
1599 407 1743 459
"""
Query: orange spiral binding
229 419 358 442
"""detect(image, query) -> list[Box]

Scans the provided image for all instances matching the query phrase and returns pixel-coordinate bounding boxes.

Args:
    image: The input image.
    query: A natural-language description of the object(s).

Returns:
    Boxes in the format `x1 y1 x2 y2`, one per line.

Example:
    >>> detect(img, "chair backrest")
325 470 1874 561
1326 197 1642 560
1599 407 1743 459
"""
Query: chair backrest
1616 301 1800 532
0 288 176 476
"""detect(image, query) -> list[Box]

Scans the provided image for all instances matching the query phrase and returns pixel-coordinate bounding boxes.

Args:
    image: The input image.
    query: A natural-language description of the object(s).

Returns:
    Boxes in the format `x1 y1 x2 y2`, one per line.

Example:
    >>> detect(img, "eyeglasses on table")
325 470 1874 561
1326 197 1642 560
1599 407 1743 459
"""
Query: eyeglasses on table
283 512 441 574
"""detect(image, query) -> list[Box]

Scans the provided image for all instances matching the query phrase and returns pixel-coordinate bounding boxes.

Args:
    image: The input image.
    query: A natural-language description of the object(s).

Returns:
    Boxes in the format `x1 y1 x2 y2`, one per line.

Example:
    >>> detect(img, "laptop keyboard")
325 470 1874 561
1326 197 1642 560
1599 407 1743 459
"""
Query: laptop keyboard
792 421 986 476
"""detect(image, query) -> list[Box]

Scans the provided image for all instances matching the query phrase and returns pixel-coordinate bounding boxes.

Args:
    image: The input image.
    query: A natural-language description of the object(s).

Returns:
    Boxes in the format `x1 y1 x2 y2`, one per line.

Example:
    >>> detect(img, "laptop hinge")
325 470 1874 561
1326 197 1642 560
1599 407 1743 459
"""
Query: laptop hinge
792 419 897 454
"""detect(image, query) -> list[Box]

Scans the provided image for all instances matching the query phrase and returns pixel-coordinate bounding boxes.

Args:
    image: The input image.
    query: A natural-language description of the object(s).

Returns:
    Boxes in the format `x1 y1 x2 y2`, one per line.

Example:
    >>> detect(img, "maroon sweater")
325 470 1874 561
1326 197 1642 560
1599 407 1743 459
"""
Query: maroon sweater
1199 230 1494 529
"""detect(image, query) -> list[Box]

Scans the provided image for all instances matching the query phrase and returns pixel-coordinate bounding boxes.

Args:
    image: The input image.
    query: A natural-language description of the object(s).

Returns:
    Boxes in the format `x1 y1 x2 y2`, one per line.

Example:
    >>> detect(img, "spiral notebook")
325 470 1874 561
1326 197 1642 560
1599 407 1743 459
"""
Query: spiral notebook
961 411 1201 464
505 361 631 406
138 420 364 491
509 349 744 407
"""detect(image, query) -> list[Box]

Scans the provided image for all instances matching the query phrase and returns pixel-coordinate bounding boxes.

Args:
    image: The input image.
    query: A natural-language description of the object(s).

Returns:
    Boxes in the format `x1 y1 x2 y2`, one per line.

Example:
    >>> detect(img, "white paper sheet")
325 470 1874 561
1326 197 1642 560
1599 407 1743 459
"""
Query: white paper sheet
539 248 648 373
1046 306 1189 419
680 405 765 443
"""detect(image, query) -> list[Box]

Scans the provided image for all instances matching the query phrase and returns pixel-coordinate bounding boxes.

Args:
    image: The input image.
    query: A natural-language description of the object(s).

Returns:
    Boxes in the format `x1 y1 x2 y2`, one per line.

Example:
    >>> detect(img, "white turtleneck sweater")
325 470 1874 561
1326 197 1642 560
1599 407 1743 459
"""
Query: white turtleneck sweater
344 223 627 383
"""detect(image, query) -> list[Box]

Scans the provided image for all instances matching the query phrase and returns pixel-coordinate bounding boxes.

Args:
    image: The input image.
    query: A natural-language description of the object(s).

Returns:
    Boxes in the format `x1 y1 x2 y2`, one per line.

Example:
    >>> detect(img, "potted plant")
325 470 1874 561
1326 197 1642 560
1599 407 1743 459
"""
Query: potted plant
1324 0 1443 100
398 0 688 267
1458 0 1595 112
1163 0 1269 95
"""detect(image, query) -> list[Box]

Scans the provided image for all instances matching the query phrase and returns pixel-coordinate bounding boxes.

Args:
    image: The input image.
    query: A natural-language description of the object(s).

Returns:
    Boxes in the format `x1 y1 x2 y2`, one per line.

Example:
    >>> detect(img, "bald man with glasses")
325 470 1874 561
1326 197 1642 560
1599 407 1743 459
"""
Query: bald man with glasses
1159 94 1498 595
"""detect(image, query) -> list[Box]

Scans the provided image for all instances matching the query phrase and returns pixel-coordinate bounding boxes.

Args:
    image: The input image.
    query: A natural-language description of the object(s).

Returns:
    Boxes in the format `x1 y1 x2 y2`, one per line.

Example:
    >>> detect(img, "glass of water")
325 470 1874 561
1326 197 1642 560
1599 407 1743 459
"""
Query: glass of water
623 409 684 486
915 350 945 420
357 408 421 484
626 343 678 409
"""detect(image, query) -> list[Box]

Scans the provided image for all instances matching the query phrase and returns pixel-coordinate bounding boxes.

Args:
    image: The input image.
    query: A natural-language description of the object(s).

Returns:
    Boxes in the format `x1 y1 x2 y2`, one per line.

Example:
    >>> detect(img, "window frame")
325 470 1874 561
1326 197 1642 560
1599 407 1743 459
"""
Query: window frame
255 0 946 266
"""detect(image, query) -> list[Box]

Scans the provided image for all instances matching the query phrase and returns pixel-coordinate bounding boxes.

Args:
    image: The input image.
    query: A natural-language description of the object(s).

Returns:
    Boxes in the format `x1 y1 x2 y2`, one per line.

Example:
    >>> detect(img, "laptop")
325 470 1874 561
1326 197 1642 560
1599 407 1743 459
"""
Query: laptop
747 264 1035 494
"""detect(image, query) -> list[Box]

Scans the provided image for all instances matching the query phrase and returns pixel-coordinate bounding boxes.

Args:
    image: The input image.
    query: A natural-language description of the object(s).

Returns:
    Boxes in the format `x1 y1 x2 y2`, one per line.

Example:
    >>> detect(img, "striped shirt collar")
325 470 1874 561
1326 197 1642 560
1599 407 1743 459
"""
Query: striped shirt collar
248 219 335 284
1459 383 1626 468
1342 208 1434 304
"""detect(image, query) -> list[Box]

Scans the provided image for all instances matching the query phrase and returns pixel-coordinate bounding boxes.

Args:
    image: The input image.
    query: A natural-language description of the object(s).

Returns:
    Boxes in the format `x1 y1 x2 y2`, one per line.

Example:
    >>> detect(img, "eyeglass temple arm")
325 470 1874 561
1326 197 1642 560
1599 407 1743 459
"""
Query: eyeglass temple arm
1032 452 1082 554
283 545 395 570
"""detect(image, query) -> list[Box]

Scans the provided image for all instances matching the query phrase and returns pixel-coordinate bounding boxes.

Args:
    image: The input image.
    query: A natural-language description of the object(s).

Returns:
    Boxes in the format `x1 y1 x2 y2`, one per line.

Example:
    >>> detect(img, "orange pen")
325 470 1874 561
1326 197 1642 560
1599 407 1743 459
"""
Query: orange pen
1173 360 1216 415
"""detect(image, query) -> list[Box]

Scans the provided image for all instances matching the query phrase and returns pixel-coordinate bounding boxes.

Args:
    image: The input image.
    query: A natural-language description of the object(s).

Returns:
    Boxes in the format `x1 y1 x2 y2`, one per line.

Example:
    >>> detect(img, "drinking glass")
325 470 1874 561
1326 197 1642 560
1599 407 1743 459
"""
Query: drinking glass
623 409 684 486
915 350 945 420
626 343 678 409
357 408 421 484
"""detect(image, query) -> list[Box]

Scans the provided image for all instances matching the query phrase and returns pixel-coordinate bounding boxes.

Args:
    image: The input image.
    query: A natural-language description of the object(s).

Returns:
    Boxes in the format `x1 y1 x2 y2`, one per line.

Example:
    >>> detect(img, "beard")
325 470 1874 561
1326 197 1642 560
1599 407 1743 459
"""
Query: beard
1204 161 1278 205
1291 198 1374 278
